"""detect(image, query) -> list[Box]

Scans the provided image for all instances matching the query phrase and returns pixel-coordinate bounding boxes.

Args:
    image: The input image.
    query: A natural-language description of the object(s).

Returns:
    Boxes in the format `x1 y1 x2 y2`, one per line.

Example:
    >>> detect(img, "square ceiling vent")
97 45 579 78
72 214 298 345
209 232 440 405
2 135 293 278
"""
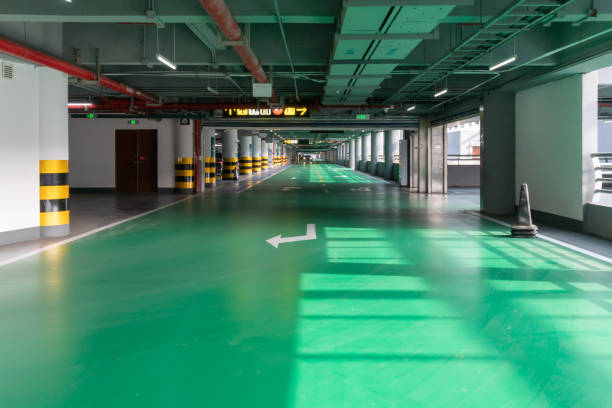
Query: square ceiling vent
2 63 14 80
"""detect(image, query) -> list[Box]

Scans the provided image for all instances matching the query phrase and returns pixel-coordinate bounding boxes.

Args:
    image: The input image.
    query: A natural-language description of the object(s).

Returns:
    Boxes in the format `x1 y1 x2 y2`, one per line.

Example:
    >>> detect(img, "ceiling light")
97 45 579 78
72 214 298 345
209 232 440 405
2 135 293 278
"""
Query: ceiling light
406 105 416 112
206 86 219 95
434 88 448 98
605 119 612 124
489 55 517 71
67 102 92 107
156 53 176 70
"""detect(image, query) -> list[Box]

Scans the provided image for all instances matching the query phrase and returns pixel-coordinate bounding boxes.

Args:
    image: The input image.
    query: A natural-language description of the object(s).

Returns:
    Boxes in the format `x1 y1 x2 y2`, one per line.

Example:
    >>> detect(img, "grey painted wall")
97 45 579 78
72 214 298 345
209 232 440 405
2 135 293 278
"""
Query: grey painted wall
481 92 516 215
448 165 480 187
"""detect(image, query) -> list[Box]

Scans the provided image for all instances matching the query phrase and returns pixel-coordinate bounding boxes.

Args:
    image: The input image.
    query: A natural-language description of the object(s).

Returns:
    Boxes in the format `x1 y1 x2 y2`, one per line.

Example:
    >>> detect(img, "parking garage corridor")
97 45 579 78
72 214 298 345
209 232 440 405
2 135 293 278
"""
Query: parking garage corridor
0 164 610 407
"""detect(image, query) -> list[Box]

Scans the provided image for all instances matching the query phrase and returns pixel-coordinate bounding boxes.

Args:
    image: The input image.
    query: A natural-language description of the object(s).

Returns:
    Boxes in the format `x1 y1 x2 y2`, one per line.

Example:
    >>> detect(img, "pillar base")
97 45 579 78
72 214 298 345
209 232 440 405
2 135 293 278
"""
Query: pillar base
175 188 194 194
40 224 70 238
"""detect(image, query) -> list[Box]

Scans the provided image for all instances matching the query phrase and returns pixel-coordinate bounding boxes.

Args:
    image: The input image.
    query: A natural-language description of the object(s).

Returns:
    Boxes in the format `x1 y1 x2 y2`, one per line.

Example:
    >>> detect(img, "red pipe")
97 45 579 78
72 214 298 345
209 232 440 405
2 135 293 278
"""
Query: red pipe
197 0 269 84
68 102 393 112
0 36 158 104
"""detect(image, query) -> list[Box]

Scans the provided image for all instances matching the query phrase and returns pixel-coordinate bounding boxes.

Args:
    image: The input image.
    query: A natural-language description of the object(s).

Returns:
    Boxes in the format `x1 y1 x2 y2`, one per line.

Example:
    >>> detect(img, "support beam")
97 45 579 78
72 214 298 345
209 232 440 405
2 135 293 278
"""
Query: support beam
335 28 439 41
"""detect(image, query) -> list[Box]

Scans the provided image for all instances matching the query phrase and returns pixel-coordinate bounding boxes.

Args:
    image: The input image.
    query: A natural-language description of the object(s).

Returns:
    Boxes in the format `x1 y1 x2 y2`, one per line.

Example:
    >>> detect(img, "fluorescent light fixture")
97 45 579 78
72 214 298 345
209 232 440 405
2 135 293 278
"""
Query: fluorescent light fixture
434 88 448 98
156 53 176 70
489 55 517 71
605 119 612 124
68 102 92 107
206 86 219 95
406 105 416 112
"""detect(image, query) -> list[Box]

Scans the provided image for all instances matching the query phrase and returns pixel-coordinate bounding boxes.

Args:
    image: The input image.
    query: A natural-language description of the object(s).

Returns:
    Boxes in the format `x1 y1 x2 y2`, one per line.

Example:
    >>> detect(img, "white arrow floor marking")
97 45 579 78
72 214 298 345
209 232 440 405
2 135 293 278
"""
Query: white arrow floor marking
266 224 317 248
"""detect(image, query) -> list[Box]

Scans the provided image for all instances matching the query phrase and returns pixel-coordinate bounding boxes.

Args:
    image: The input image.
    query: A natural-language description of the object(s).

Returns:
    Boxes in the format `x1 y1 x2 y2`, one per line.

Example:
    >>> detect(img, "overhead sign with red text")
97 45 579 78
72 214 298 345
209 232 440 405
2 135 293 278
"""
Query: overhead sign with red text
223 107 310 118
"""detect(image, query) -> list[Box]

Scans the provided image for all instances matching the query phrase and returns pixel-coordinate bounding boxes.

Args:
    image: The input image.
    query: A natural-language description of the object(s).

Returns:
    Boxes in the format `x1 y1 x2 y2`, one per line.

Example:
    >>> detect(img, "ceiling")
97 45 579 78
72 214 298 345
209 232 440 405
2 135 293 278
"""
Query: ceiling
1 0 612 146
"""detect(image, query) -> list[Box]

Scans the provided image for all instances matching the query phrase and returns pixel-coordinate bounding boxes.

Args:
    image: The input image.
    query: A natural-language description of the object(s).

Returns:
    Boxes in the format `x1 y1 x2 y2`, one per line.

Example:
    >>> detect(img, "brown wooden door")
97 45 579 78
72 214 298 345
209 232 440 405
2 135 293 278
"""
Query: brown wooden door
115 130 158 192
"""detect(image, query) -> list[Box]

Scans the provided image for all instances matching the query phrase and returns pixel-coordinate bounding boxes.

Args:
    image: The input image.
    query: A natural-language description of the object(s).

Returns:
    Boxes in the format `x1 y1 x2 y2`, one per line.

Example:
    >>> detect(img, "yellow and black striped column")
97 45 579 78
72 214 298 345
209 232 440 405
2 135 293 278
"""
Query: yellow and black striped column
175 157 194 193
40 160 70 237
223 157 238 180
261 156 268 170
252 156 261 173
204 157 216 187
239 156 252 175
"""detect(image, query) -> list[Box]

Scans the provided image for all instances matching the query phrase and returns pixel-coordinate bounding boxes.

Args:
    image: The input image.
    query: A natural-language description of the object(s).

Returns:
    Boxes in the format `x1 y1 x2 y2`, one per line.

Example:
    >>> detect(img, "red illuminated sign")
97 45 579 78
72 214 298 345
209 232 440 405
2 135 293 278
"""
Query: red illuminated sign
223 107 309 117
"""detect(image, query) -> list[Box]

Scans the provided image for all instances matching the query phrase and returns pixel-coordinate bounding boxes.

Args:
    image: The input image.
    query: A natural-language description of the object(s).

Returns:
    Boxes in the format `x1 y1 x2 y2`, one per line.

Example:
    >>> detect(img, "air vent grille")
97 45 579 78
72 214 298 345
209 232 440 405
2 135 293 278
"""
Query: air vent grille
2 63 14 80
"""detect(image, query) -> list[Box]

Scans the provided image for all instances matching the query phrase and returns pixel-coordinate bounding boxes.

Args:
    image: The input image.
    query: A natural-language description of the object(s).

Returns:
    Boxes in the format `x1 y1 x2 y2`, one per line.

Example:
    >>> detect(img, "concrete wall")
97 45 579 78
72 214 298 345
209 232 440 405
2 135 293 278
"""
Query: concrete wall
448 165 480 187
69 118 178 188
515 73 598 221
0 61 39 234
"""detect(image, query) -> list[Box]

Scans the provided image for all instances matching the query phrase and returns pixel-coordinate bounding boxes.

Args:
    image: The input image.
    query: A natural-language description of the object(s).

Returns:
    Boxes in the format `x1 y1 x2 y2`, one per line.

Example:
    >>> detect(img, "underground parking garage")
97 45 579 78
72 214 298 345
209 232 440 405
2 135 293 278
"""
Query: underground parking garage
1 0 612 406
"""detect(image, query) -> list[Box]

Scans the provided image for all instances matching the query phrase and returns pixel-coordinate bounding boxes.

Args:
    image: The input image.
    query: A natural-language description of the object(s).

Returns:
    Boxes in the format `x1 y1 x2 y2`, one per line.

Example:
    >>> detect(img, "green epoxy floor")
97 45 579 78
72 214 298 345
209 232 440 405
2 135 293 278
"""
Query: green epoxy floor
1 164 612 407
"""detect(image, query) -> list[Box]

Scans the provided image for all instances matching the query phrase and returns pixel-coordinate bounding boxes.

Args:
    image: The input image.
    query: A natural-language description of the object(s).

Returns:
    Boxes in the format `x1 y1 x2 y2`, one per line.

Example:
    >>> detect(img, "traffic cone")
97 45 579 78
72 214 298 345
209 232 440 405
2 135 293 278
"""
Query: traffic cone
511 183 538 238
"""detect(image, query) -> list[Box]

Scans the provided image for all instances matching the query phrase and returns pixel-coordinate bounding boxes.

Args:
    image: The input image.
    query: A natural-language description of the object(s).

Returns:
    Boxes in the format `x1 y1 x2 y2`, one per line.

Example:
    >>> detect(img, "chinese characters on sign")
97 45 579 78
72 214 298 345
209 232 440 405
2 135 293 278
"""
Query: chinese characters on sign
223 107 309 117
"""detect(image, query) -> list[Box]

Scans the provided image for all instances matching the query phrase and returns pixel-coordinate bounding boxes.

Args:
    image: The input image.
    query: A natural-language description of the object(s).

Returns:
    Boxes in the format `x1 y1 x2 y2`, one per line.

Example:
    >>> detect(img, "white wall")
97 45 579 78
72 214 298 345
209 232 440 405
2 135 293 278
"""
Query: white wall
515 73 598 221
69 118 178 188
0 60 40 233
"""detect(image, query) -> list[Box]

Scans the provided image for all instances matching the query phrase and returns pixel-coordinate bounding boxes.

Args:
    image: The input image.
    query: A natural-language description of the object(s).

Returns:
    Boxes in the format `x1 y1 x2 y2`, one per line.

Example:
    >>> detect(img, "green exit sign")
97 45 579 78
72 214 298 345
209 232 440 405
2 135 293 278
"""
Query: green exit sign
356 114 370 120
128 120 139 125
87 113 95 119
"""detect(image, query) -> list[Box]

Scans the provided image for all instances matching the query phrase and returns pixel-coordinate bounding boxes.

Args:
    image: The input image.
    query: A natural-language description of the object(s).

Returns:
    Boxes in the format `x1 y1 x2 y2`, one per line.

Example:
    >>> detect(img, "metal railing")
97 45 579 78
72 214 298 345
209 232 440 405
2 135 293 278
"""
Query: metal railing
592 152 612 206
448 154 480 166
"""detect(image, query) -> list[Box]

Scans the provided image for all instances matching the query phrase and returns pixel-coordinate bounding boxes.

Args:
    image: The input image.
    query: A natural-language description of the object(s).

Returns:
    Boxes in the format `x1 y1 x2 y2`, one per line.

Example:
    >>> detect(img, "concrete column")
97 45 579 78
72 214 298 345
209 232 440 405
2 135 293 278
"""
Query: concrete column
481 93 515 214
222 129 238 180
38 68 69 237
384 130 401 180
202 127 216 187
260 138 269 171
371 130 383 175
418 118 430 193
252 135 261 173
349 139 356 170
355 136 362 165
238 131 253 175
174 120 194 193
272 142 277 167
362 133 371 171
346 142 350 166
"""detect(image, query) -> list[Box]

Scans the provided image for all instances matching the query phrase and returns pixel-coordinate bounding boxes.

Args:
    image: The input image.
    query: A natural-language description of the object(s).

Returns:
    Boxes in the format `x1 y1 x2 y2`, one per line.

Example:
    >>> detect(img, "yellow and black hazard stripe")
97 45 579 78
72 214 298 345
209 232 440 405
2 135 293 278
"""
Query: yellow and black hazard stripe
40 160 70 236
283 156 287 165
239 156 252 175
204 157 216 186
273 156 279 166
261 156 268 170
252 156 261 173
223 157 238 180
175 157 194 193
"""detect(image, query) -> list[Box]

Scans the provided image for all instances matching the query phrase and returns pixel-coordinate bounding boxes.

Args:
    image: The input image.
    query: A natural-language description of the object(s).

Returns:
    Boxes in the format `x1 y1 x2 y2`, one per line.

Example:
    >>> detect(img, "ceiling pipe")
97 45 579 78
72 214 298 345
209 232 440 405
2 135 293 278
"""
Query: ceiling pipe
196 0 269 84
0 36 158 104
